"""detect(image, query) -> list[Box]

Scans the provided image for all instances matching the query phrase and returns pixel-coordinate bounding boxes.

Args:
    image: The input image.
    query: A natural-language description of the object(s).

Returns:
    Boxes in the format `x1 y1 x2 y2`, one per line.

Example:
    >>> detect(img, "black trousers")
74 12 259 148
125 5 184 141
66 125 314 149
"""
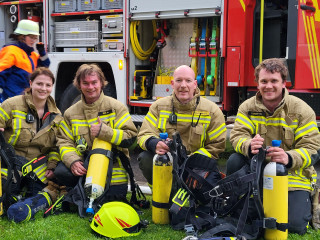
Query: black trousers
54 161 127 197
226 152 312 235
137 151 154 185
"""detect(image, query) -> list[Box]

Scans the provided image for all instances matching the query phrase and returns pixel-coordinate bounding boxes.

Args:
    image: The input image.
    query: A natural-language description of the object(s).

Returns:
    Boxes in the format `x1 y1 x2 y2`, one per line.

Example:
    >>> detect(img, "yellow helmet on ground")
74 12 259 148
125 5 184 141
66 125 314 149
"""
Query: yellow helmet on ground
90 201 145 238
14 19 40 36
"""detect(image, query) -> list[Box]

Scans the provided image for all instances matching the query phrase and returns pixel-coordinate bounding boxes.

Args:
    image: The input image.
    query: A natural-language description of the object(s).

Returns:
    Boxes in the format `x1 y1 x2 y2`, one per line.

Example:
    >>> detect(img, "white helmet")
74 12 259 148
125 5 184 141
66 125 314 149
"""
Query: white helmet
14 19 39 36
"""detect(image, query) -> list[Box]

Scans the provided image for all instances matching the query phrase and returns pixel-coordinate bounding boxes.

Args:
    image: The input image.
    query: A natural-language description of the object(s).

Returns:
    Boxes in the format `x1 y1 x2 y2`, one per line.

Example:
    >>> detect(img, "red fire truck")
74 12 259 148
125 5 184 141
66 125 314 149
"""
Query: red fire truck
0 0 319 121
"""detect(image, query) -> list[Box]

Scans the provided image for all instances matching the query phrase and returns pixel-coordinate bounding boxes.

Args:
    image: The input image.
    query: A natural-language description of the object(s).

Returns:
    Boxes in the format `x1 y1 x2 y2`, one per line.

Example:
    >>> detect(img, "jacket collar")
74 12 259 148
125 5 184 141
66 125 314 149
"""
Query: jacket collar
172 87 200 111
24 91 60 114
81 91 105 110
255 88 288 115
11 41 34 56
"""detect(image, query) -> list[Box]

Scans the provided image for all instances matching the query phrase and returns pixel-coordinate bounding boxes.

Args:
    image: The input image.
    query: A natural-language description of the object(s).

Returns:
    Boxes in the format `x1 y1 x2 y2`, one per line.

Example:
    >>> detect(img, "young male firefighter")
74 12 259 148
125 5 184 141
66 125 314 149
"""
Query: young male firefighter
137 65 227 186
0 19 50 102
227 58 320 235
55 64 137 199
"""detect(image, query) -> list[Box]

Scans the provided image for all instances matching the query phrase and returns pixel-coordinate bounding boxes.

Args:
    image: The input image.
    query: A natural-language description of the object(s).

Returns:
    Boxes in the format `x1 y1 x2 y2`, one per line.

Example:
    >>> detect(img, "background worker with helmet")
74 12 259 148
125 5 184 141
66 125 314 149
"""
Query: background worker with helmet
55 64 138 203
137 65 227 194
0 67 64 222
0 19 50 102
227 58 320 235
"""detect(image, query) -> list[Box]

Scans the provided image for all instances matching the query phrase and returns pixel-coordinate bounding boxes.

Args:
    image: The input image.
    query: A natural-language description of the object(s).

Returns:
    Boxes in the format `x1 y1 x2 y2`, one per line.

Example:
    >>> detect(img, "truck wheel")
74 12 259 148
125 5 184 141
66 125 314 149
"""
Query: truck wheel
58 83 117 114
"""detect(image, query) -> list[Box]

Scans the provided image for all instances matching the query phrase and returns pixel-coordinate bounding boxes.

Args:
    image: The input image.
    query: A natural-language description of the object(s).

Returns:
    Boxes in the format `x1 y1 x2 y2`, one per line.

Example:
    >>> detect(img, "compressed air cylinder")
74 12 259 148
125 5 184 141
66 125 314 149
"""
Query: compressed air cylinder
263 140 288 240
84 138 112 215
152 132 173 224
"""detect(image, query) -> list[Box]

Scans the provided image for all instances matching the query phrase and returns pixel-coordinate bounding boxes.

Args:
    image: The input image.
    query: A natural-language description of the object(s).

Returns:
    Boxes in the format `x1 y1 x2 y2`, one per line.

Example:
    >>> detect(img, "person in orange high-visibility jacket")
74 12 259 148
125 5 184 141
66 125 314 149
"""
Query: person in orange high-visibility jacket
0 19 50 102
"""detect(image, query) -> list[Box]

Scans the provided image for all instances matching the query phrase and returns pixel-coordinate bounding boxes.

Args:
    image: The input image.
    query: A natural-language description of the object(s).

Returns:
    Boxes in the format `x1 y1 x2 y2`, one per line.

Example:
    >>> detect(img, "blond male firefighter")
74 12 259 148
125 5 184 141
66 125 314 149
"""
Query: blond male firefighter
137 65 226 185
227 58 320 235
55 64 137 197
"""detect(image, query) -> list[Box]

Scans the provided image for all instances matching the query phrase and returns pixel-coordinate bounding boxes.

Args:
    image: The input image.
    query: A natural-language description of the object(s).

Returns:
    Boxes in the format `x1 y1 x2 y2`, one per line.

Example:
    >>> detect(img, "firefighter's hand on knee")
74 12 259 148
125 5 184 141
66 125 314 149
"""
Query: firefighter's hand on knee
90 117 102 137
250 134 264 155
0 128 3 132
267 147 289 165
45 169 55 179
155 140 170 155
71 161 87 176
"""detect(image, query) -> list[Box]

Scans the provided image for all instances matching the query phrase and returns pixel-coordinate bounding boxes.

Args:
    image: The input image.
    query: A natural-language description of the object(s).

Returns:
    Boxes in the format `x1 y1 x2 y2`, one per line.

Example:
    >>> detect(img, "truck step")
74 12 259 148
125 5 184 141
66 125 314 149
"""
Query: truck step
131 114 146 123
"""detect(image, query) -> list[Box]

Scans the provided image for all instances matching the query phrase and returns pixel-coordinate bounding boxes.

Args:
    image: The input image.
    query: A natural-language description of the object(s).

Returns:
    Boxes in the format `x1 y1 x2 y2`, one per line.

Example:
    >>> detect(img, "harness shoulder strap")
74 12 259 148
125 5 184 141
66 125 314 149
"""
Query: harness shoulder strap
115 150 149 208
199 148 266 239
0 132 20 211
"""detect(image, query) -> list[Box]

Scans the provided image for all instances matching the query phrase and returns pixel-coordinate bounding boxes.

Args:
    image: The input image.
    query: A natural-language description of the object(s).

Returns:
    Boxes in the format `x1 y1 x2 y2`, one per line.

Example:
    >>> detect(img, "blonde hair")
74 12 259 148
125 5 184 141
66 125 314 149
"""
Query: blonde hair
73 64 107 90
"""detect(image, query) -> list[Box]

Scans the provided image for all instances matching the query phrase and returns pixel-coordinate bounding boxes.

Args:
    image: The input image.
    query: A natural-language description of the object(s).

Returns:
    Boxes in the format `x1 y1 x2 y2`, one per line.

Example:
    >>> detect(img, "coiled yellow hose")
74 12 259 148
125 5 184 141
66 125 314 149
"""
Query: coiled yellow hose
130 20 157 61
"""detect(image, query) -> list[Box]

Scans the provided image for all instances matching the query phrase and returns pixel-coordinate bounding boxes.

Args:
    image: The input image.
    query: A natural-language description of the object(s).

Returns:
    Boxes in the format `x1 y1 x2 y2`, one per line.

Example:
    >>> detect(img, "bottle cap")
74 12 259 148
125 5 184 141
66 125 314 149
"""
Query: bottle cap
271 140 282 147
159 132 168 140
86 207 94 215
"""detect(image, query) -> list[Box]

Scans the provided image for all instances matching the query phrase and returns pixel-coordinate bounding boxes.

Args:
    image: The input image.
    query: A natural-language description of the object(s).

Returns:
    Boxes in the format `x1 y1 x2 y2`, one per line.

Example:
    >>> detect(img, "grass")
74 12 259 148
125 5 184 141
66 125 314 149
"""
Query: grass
1 196 320 240
1 142 320 239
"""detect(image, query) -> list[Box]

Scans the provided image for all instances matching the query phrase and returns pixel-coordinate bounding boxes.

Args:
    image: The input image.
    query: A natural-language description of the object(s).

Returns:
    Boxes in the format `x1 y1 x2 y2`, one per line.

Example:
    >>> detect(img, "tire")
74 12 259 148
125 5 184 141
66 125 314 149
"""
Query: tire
59 83 117 114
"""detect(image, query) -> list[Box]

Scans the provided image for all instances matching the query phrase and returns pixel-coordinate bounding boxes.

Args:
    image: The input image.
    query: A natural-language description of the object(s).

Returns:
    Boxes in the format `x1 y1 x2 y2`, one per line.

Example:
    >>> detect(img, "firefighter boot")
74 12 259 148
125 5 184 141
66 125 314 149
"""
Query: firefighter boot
59 185 68 197
43 181 60 202
7 192 52 223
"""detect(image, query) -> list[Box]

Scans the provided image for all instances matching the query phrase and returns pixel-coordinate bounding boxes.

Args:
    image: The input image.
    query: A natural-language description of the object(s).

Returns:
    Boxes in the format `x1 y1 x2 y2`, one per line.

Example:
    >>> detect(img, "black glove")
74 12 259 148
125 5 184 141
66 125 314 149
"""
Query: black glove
36 42 46 55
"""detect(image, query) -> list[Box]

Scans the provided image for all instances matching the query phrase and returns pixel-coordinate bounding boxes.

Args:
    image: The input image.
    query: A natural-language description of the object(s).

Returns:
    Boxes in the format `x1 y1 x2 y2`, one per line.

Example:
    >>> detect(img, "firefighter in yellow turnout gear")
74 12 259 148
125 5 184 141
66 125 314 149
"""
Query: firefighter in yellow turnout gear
137 65 227 223
0 68 65 222
55 64 137 201
226 58 320 235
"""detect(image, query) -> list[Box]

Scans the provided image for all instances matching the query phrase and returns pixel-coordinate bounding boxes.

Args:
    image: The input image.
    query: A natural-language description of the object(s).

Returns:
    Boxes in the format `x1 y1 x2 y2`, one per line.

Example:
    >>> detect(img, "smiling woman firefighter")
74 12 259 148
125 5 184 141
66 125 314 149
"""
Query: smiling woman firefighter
0 67 64 223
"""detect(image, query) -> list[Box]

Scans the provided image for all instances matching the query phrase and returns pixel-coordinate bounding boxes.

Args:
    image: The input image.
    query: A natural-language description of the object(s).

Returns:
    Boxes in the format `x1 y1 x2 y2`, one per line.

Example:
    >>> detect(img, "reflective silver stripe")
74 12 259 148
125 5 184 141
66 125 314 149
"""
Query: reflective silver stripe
295 121 319 140
235 138 247 154
294 148 311 168
111 129 121 145
0 107 9 121
1 168 8 176
194 148 211 157
115 112 131 129
60 146 79 158
60 121 73 140
208 123 226 140
9 118 22 145
145 112 157 127
236 113 255 134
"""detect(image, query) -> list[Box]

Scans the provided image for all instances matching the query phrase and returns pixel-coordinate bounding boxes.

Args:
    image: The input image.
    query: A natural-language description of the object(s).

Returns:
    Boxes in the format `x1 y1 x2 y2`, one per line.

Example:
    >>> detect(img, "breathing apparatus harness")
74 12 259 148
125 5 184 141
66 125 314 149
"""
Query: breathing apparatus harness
168 134 286 239
56 147 149 218
0 132 21 212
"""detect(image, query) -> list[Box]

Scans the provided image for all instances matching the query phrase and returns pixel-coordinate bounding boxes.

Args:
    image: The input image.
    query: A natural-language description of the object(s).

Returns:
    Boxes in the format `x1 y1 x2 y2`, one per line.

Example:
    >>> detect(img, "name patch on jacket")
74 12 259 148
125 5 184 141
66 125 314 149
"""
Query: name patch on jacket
193 111 210 116
248 111 266 117
98 110 113 116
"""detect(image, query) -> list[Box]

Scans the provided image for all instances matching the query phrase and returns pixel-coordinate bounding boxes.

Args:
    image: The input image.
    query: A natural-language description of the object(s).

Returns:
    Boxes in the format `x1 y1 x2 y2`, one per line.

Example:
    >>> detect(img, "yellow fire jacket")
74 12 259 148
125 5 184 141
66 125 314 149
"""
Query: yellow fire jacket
230 89 320 191
0 92 63 183
138 88 226 159
58 92 138 185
